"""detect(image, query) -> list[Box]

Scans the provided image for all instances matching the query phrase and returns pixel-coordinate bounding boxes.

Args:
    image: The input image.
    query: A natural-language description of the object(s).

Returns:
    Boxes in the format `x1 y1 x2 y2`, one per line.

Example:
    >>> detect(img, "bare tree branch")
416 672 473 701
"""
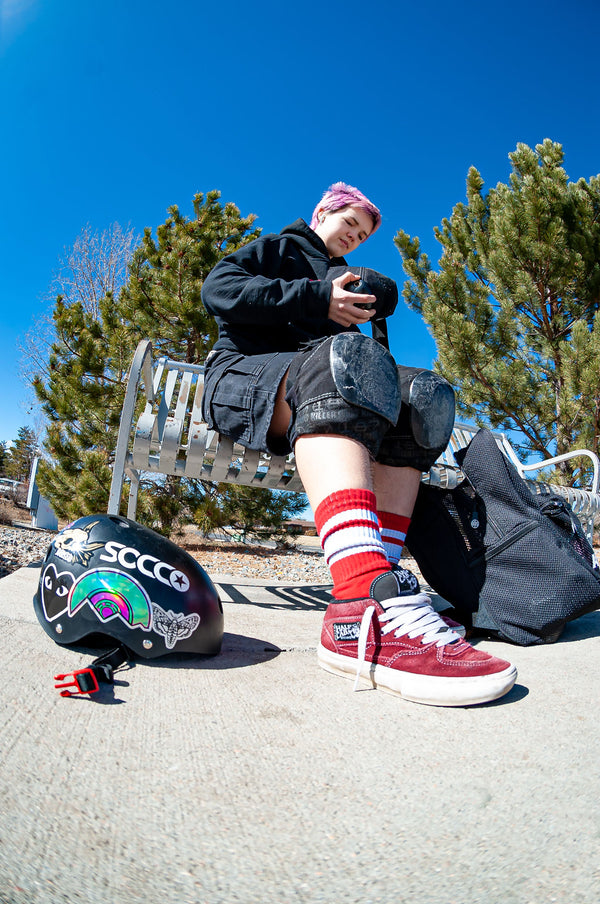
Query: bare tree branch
18 222 138 409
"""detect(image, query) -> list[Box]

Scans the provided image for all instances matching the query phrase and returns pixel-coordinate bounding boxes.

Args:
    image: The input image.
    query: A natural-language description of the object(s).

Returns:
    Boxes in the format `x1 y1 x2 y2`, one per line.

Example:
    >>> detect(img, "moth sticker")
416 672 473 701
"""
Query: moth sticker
151 603 200 649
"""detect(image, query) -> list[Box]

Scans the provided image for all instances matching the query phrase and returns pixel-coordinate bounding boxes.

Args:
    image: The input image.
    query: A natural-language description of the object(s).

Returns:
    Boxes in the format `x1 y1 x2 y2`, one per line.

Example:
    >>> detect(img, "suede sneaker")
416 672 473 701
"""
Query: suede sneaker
318 570 517 707
391 564 466 637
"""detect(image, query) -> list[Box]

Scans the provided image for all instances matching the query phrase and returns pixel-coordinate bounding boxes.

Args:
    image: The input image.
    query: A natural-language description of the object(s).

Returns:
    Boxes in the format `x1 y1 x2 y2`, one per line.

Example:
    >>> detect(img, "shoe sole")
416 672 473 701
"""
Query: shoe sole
317 644 518 707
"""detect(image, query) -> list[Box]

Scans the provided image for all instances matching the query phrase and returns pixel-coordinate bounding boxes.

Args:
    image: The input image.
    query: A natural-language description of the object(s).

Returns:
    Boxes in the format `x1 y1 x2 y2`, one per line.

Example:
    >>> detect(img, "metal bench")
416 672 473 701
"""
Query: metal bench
108 339 600 542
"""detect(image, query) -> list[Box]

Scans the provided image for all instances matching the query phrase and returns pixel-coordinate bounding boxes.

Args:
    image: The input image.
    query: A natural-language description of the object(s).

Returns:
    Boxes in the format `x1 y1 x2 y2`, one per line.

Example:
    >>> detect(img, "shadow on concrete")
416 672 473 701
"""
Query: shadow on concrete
216 581 331 610
155 632 284 670
481 682 529 706
51 631 283 707
467 609 600 647
556 610 600 643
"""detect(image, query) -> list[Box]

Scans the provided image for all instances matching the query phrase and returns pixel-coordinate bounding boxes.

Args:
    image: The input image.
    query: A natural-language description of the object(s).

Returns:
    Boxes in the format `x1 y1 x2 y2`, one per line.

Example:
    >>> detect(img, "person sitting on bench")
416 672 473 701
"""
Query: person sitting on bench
200 181 517 707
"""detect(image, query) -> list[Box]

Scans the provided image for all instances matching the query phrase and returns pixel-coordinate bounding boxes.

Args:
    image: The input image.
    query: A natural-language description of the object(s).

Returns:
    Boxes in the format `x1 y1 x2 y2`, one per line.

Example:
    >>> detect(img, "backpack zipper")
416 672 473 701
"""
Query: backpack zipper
471 520 538 567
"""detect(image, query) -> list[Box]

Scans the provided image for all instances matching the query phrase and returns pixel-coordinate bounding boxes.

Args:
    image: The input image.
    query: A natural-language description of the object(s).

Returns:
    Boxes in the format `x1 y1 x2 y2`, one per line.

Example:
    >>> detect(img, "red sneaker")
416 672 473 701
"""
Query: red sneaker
318 571 517 707
440 614 466 637
391 565 466 636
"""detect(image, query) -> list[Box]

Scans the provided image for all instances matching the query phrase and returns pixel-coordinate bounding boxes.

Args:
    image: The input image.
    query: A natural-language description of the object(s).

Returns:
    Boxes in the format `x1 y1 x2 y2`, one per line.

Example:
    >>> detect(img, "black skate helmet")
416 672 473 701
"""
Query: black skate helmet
33 514 223 659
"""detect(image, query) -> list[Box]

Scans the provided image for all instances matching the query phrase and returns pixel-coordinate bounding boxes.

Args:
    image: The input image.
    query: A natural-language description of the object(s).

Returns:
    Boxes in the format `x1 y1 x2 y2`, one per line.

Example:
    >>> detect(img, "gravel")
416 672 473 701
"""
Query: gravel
0 524 333 585
0 526 54 578
180 540 333 584
0 525 432 587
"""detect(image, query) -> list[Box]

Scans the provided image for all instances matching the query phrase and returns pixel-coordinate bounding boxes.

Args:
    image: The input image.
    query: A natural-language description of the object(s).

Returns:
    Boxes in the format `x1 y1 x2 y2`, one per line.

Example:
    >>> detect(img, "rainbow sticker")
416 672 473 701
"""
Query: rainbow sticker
68 568 152 630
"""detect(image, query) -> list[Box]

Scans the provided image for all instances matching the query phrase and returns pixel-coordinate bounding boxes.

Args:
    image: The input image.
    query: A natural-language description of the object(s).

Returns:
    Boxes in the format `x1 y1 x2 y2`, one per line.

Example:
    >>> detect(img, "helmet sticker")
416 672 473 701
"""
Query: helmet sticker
53 522 104 567
99 541 190 592
151 603 200 649
68 568 153 630
40 563 75 621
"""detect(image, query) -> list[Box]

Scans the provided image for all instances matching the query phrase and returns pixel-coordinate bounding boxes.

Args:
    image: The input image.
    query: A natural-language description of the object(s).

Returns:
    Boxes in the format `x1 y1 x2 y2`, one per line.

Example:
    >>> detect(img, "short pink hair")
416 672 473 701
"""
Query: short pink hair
310 181 382 234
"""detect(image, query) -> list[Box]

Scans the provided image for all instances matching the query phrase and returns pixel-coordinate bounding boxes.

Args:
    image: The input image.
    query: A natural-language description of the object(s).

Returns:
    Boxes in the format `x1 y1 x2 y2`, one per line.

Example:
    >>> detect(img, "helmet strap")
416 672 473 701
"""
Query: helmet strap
54 644 131 697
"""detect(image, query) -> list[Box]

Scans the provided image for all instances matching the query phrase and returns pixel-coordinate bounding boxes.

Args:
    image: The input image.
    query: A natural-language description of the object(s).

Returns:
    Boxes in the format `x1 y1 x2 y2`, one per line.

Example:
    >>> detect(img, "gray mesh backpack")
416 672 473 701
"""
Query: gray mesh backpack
405 428 600 645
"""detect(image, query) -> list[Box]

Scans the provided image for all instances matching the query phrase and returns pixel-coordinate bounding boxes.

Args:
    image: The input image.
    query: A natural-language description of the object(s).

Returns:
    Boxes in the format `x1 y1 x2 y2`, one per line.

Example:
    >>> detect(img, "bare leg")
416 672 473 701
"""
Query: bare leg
268 369 420 515
373 462 421 519
294 434 373 508
267 369 373 508
266 369 293 440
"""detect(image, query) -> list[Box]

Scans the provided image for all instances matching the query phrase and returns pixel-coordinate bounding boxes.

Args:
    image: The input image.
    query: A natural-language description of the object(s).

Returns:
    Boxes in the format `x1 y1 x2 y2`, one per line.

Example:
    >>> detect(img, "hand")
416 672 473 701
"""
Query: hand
327 272 377 327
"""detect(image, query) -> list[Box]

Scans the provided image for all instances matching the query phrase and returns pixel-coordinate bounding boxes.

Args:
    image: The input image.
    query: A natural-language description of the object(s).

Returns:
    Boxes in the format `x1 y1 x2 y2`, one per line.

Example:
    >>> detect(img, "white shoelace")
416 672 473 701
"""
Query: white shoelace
353 592 461 691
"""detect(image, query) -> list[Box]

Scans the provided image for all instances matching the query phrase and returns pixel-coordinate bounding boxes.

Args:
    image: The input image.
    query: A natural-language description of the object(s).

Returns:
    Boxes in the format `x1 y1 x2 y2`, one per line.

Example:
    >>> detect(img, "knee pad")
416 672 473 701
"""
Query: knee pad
285 334 401 458
406 369 456 451
377 367 455 471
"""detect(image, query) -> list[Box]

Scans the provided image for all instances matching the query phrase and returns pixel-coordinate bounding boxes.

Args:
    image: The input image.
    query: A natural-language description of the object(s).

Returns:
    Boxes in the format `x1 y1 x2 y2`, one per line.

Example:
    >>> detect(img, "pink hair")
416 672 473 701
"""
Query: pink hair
310 181 382 234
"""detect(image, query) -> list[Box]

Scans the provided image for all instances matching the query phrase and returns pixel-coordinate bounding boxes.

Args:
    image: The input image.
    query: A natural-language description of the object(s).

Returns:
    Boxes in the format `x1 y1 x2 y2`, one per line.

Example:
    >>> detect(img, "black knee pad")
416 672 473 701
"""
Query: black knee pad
377 367 455 470
285 334 401 458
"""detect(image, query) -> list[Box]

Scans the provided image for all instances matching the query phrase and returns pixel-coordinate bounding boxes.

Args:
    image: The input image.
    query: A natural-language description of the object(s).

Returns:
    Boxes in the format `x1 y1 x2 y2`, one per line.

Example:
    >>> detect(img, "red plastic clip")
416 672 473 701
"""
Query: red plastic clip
54 668 100 697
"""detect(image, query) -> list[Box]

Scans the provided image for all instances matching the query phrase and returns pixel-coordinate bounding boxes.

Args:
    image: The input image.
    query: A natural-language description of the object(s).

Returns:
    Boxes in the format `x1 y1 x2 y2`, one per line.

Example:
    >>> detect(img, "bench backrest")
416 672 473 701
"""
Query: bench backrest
108 340 600 541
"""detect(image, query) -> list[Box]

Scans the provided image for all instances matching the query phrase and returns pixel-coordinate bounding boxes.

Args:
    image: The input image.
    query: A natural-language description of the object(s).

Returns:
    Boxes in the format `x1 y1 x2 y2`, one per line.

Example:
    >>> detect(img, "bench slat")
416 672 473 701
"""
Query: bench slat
185 379 210 476
160 372 193 472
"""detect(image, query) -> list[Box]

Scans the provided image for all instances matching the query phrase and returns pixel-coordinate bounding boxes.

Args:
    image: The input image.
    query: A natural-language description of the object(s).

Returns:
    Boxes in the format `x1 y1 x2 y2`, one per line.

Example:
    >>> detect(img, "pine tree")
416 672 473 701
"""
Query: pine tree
33 192 307 536
395 140 600 485
6 426 38 483
118 191 260 363
33 292 131 517
0 442 7 477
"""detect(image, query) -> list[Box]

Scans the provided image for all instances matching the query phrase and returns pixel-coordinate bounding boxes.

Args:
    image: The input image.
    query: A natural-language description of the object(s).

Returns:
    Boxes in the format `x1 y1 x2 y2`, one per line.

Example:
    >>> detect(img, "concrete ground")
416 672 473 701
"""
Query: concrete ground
1 563 599 904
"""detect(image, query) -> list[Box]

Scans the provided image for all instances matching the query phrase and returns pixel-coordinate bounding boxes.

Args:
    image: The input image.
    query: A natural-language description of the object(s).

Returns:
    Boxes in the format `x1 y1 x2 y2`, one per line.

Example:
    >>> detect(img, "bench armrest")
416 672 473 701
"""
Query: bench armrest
519 449 600 495
108 339 155 515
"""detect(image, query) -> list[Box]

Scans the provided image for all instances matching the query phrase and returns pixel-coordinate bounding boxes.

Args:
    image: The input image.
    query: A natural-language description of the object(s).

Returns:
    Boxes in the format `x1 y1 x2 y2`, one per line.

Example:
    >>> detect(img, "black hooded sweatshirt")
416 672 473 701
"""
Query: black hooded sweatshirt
201 218 355 357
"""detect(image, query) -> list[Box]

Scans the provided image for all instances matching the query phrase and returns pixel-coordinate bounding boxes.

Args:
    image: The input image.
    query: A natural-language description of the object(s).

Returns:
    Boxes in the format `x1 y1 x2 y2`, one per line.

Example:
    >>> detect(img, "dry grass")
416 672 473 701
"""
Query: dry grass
0 499 24 526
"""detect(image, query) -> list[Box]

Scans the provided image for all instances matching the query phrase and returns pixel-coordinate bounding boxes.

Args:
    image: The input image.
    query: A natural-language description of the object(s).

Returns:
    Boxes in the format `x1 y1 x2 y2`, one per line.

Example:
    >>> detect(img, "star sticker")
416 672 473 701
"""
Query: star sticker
170 570 190 592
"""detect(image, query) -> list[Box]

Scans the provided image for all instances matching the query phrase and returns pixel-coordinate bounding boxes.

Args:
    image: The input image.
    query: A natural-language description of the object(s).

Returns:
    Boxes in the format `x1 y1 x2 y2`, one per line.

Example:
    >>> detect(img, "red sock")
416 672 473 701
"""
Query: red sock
314 489 391 599
378 510 411 565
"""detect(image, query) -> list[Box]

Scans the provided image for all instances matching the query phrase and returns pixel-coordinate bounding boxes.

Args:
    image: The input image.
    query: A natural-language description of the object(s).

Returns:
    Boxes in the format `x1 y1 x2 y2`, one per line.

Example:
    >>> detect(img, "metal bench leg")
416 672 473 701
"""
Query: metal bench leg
108 339 154 517
126 468 141 521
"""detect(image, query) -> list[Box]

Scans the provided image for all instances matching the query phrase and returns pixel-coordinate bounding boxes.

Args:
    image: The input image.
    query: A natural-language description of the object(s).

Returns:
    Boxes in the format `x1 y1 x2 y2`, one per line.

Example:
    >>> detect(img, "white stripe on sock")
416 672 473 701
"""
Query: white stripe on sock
319 507 380 543
322 524 386 566
380 527 407 543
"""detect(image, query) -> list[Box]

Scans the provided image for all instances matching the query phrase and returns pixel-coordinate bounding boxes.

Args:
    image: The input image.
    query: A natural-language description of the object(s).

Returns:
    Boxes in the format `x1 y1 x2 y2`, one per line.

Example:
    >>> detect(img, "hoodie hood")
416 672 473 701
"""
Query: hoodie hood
279 219 347 277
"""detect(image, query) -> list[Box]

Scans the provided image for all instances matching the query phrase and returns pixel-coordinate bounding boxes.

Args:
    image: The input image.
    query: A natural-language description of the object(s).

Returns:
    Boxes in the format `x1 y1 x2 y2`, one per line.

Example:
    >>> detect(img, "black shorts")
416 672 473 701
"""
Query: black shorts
202 342 447 471
202 349 297 456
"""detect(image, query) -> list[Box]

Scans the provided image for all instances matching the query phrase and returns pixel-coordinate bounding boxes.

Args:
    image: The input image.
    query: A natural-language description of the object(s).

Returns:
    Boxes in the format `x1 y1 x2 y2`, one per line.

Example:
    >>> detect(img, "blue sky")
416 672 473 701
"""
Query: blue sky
1 0 599 446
